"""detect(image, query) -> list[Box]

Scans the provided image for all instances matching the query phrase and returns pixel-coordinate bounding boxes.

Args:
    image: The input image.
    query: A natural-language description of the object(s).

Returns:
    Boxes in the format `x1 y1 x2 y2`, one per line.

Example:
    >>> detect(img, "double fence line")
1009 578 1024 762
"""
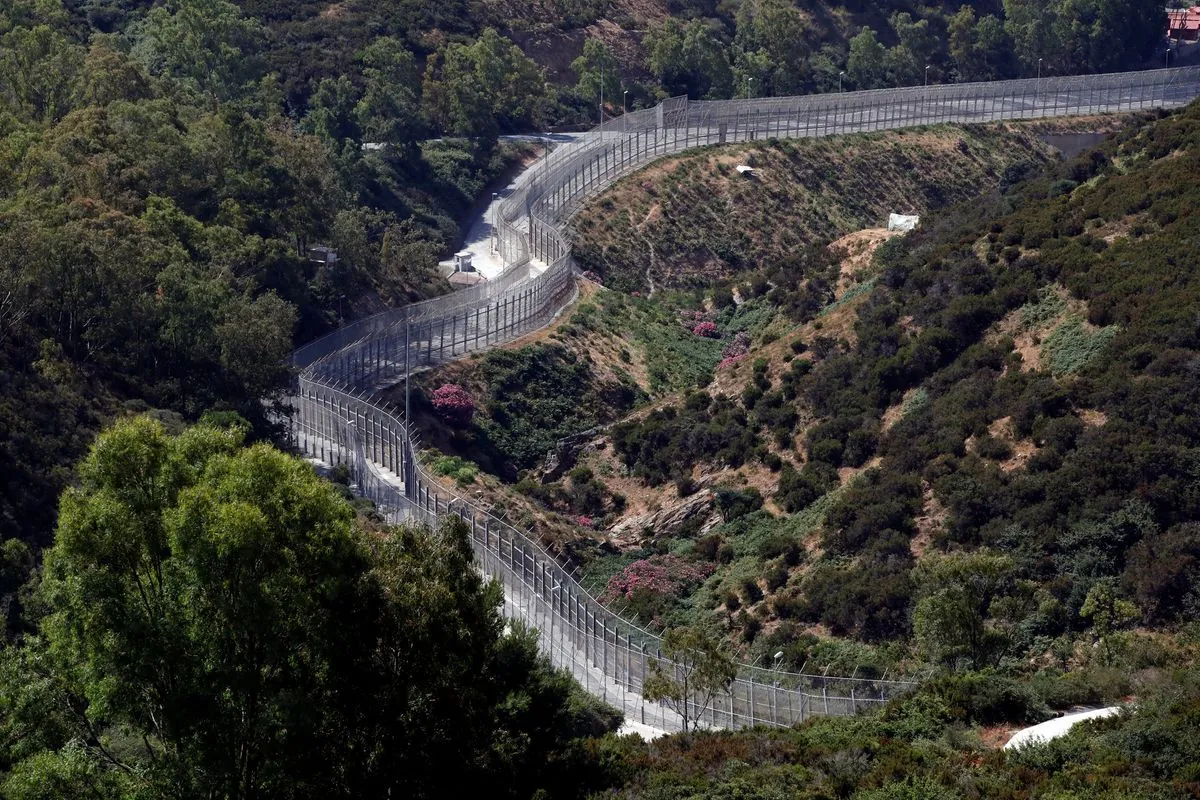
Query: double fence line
288 67 1200 731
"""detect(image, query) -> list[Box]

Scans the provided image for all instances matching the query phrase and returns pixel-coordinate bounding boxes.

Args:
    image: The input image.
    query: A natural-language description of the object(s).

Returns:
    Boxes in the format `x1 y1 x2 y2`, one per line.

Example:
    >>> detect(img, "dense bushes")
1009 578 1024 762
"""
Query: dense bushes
473 344 638 477
611 393 760 485
765 104 1200 649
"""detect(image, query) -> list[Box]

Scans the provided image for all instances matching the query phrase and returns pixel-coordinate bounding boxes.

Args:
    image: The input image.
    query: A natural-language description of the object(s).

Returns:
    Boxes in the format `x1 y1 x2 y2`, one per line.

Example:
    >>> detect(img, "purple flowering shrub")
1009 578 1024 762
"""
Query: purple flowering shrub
431 383 475 426
692 321 719 338
717 331 751 368
602 555 714 627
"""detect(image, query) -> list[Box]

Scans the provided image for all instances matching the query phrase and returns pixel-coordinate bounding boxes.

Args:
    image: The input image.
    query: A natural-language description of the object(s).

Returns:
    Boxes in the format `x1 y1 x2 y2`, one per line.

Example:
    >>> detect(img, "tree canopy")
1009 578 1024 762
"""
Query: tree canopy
0 417 620 799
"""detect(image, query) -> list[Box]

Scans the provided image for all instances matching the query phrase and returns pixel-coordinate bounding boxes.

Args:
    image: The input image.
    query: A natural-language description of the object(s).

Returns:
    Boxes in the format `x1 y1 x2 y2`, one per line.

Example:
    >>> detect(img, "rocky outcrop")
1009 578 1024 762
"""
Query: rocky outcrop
540 426 607 483
609 489 720 547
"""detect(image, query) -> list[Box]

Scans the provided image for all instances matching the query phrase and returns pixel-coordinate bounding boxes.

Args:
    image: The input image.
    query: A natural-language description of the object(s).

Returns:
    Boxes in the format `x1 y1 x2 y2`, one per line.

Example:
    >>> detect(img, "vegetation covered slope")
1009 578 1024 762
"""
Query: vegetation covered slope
0 0 527 555
419 105 1200 697
570 122 1096 293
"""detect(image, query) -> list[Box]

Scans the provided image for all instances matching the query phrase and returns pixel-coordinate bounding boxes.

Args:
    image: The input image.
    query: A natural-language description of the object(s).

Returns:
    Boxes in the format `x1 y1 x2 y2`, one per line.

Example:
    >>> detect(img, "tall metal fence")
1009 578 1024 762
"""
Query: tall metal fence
289 66 1200 731
289 372 920 729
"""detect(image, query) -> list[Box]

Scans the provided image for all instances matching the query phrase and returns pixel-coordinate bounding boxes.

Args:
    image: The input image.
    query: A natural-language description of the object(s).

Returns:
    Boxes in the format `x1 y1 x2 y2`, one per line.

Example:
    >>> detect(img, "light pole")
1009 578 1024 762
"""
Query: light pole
924 65 930 86
490 191 498 252
1037 57 1043 105
838 71 844 92
623 88 628 114
748 76 755 98
550 581 562 667
1166 47 1172 69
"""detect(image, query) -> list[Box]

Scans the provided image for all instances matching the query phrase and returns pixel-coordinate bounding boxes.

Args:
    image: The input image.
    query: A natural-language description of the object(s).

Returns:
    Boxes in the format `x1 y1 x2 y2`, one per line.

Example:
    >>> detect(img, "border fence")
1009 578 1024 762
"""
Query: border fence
289 67 1200 731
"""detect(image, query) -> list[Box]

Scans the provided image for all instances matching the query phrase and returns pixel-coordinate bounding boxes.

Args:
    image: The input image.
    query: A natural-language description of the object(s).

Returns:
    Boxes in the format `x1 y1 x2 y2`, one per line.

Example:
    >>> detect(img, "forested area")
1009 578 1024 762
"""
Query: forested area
0 418 622 797
0 0 537 553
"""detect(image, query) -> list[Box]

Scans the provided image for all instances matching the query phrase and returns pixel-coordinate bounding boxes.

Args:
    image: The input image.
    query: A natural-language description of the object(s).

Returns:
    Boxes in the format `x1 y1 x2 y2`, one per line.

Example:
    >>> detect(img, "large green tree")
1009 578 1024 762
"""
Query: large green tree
0 417 618 798
129 0 267 105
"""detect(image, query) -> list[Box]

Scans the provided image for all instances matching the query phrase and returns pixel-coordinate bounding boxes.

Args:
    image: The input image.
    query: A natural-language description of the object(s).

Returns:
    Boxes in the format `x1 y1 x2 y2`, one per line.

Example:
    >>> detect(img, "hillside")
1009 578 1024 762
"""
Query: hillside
569 120 1119 293
418 104 1200 693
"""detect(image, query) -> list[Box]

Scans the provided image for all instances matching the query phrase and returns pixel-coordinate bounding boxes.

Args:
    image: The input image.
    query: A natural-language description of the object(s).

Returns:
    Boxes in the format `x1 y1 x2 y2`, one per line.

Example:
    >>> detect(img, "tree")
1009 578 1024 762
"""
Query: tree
302 75 363 148
355 37 422 148
0 22 84 123
885 12 940 86
129 0 267 105
643 626 736 733
2 416 615 799
847 27 887 90
1081 578 1138 662
733 0 809 95
571 38 620 113
647 19 734 100
1123 523 1200 623
912 550 1020 669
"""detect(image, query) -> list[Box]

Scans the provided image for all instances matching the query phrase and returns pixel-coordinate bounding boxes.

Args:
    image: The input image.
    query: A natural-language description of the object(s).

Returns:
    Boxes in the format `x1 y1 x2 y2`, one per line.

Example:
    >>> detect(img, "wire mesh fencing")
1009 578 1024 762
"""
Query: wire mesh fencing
287 66 1200 730
288 373 922 732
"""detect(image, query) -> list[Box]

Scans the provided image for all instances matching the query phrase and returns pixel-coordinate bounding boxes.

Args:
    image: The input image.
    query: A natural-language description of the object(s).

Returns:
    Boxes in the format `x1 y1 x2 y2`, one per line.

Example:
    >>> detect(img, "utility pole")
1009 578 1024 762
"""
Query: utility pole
490 191 498 253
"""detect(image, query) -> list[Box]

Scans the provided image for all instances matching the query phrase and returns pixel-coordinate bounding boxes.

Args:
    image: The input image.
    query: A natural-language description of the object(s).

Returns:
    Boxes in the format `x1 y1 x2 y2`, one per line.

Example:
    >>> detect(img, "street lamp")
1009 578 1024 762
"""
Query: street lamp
838 71 845 92
748 76 755 98
1166 47 1172 69
1037 57 1043 82
623 88 628 114
924 65 930 86
490 191 498 252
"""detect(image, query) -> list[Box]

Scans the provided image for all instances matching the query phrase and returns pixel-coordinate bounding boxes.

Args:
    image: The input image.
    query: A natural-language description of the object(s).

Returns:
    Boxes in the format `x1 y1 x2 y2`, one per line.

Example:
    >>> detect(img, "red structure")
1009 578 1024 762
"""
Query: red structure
1167 6 1200 41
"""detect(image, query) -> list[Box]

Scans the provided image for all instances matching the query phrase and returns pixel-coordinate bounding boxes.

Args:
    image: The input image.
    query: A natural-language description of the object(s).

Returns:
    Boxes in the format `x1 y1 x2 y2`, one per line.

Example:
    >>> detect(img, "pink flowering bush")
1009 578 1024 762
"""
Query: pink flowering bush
692 321 719 338
430 383 475 426
581 270 603 285
717 353 748 370
602 555 713 626
573 514 595 529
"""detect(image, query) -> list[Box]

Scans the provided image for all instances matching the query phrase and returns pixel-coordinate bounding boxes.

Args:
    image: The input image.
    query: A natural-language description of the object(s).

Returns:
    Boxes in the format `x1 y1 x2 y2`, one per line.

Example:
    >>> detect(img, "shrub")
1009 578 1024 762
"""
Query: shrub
602 555 714 625
715 488 763 522
692 321 719 338
431 383 475 426
1040 316 1119 375
741 577 763 604
431 454 480 487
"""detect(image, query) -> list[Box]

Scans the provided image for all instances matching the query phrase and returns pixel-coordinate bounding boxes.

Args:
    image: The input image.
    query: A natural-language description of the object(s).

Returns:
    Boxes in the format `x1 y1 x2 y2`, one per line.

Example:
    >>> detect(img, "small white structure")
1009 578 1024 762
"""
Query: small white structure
887 213 920 232
1003 707 1122 750
453 250 475 273
735 165 756 176
307 244 339 266
443 250 487 287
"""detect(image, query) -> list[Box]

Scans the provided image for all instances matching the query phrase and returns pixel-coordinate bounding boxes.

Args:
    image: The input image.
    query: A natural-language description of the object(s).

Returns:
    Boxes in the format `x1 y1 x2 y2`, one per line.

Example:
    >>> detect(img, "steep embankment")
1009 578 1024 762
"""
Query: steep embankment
570 120 1120 293
413 108 1200 693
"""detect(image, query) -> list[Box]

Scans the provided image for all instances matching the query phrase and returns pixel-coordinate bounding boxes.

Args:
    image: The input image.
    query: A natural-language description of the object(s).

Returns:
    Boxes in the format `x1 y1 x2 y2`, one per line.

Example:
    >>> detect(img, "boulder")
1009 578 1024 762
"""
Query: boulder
609 489 719 544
